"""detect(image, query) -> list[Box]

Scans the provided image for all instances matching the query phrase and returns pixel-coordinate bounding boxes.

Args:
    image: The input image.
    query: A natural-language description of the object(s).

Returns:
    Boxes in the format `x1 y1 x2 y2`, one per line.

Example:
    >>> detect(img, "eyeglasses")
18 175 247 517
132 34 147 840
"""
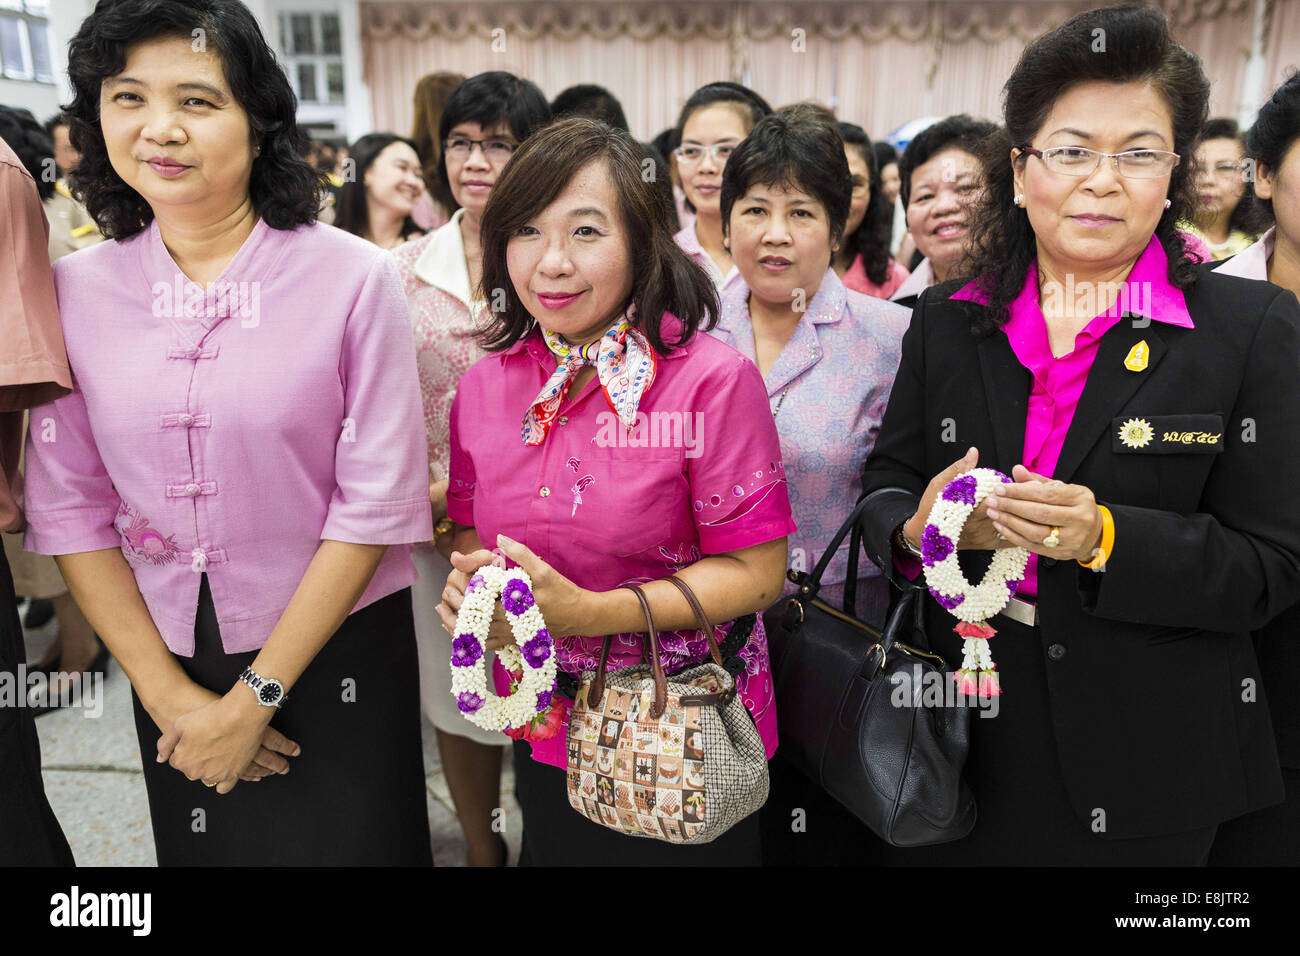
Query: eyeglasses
443 137 518 162
673 143 736 164
1203 161 1245 180
1018 146 1180 179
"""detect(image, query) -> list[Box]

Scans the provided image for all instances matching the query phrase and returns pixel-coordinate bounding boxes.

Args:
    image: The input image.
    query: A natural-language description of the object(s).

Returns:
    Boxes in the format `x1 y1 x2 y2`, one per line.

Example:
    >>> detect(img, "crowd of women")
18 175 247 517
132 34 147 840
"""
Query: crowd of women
2 0 1299 867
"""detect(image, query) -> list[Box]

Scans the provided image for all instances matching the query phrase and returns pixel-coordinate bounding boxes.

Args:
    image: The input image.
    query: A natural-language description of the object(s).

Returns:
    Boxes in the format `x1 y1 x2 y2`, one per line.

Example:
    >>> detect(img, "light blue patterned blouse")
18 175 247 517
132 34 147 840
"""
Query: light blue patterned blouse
708 268 910 627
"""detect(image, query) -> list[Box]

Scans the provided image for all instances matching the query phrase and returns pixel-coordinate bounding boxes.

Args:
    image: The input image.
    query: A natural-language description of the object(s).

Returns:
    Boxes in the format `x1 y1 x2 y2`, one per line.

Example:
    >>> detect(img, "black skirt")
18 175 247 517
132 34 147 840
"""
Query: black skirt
511 740 762 865
0 548 74 866
131 574 431 866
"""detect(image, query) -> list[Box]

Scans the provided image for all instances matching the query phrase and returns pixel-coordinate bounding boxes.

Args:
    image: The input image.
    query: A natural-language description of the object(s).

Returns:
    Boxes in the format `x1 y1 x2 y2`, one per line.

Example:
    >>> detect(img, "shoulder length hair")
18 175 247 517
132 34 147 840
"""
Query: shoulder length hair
477 117 718 355
64 0 323 240
333 132 422 241
964 4 1209 334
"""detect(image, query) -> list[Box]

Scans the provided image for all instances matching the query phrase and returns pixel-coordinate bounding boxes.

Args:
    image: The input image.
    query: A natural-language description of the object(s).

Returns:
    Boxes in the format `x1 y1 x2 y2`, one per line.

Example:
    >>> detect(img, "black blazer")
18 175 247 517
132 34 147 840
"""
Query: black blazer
859 265 1300 839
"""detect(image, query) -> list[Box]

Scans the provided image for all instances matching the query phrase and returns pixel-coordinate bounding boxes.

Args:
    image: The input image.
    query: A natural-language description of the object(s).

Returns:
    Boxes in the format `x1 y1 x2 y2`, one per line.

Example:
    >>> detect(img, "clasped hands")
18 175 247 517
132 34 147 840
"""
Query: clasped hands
903 447 1105 563
151 683 300 795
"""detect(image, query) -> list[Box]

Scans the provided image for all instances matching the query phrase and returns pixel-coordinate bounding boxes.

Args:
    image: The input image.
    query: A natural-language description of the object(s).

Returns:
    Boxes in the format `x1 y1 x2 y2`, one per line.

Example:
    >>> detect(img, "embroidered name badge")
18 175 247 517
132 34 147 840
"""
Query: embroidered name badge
1112 414 1225 454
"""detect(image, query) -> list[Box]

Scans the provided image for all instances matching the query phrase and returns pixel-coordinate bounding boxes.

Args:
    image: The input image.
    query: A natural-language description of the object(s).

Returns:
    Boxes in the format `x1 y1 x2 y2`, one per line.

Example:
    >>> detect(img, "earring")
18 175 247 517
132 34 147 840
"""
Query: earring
1163 198 1171 209
1013 193 1025 207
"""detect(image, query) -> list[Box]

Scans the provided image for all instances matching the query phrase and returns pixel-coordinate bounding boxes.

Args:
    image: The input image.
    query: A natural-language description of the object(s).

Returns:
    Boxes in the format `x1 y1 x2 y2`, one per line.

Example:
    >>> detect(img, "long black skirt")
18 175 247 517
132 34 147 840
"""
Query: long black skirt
0 547 74 866
511 740 763 865
131 574 431 866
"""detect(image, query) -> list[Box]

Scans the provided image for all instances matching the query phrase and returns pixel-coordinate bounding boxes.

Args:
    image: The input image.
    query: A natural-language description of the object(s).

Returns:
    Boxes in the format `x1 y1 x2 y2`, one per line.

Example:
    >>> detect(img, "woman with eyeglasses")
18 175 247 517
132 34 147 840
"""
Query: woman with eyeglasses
671 82 773 294
391 70 551 866
1182 118 1258 261
859 4 1300 865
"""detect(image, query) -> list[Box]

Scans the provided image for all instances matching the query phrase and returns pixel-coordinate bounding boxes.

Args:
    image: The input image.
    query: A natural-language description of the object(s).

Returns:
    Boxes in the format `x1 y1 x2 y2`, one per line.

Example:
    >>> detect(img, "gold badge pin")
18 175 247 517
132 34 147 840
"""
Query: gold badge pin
1123 340 1149 372
1118 418 1155 449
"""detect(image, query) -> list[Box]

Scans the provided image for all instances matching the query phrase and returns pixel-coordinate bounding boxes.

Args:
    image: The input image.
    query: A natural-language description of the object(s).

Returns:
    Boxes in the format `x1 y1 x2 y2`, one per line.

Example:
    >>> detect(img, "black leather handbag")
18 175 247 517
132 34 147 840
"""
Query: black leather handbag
767 495 977 847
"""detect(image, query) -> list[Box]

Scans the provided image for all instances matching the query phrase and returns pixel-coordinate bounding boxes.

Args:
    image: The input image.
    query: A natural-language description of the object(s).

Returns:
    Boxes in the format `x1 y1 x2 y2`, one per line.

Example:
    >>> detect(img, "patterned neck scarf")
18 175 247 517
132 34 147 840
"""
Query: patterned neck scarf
521 314 658 445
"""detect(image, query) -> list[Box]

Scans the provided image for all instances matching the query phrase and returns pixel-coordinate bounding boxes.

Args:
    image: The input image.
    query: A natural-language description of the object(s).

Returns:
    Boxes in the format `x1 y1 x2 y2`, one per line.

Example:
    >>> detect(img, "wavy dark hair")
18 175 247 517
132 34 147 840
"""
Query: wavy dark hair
64 0 323 239
719 105 852 271
837 122 895 285
437 71 551 215
964 4 1209 333
0 105 55 200
477 118 718 355
1245 71 1300 230
333 133 423 242
1195 118 1257 238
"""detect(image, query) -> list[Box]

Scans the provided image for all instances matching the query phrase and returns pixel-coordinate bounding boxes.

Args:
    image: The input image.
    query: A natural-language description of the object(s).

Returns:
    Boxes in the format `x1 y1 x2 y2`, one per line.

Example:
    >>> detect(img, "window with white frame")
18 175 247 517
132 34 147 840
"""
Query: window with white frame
278 11 344 105
0 0 54 84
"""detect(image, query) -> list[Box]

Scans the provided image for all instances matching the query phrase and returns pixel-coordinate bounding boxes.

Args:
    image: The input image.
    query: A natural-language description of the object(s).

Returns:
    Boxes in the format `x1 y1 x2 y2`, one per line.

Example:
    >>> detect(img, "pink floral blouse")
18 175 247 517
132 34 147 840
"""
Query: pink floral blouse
391 209 489 481
447 318 796 767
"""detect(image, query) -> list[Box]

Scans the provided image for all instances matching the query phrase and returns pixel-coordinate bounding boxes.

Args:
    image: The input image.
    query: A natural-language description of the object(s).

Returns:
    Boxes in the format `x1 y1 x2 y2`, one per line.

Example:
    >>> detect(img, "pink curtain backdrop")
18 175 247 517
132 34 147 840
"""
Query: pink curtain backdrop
361 0 1300 142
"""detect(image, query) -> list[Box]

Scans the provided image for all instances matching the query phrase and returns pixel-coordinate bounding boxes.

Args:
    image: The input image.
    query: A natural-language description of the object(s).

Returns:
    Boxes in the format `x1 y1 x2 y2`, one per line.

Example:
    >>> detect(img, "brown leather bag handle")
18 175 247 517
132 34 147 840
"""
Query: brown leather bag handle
664 576 726 668
589 585 668 719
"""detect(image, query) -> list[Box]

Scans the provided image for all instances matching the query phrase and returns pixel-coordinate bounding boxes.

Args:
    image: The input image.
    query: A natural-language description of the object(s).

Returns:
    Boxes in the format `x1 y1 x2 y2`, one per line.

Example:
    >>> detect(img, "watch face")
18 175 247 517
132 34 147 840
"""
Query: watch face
258 682 283 705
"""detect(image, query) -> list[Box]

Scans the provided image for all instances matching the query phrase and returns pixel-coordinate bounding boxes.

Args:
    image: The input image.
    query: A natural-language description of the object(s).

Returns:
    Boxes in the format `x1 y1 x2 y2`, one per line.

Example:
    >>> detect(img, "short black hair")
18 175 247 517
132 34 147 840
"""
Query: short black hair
720 104 852 263
64 0 323 239
0 105 55 200
1246 73 1300 226
437 71 552 212
675 82 772 140
550 84 628 131
872 139 898 172
898 114 997 211
1197 117 1255 236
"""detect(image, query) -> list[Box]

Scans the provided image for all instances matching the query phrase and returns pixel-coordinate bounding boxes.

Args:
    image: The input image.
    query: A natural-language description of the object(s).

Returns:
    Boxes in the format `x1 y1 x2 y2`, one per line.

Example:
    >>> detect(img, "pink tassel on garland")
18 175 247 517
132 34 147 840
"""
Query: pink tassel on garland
953 620 1001 698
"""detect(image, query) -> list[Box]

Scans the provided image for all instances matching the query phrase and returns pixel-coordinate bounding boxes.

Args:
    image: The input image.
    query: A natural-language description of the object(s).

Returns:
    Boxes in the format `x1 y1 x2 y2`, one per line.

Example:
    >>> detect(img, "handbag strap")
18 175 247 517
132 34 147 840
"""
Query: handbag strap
797 494 876 616
663 575 727 668
589 585 669 719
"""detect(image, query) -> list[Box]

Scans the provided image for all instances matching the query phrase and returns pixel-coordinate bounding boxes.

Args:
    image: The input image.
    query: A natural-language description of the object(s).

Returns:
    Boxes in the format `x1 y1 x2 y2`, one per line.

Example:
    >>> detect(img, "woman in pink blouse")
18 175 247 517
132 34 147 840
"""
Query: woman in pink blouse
392 70 550 868
22 0 434 865
436 117 794 865
834 122 910 299
671 83 772 296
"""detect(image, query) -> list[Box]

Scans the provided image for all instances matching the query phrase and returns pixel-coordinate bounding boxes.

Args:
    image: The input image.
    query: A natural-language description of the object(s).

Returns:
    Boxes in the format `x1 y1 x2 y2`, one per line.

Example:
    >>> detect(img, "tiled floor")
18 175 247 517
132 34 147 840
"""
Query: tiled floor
23 613 521 866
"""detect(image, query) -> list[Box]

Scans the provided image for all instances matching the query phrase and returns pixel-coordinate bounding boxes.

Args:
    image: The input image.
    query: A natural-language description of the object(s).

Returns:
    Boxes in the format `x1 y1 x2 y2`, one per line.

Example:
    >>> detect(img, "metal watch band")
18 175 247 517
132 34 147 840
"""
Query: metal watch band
239 665 286 708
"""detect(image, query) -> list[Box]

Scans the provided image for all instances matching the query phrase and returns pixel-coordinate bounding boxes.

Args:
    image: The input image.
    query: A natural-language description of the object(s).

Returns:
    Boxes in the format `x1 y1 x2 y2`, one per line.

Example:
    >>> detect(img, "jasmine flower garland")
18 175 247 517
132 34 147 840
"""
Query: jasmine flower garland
449 565 558 731
920 468 1030 697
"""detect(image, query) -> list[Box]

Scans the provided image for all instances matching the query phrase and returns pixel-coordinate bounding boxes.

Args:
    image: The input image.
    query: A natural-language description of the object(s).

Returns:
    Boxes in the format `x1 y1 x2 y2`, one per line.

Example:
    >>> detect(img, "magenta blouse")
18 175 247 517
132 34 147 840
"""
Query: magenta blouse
447 317 796 767
951 235 1194 597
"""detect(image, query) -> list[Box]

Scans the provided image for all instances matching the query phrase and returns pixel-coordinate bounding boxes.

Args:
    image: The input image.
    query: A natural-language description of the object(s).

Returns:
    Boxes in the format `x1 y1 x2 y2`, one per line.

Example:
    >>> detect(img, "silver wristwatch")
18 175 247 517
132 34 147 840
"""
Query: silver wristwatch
238 666 286 708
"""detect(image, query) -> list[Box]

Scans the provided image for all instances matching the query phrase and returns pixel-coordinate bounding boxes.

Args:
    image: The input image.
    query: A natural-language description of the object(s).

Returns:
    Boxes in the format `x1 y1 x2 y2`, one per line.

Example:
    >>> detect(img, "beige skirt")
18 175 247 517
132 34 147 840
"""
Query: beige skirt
411 545 509 746
2 532 68 600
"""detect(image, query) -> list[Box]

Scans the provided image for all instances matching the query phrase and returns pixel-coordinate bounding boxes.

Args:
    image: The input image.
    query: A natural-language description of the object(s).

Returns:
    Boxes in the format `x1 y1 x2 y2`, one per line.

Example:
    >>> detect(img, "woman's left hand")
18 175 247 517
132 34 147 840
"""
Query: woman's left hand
156 692 275 794
984 465 1105 563
436 534 592 647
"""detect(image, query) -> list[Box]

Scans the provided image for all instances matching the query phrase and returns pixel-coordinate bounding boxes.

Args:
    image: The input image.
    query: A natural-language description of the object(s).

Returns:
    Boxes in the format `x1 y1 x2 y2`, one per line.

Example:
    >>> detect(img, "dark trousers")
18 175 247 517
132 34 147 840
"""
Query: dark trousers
0 546 74 865
131 574 432 866
511 740 763 865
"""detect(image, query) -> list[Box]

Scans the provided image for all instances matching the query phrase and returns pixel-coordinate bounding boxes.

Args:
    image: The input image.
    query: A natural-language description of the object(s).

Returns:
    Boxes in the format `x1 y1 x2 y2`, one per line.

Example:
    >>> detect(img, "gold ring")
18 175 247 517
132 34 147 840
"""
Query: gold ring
203 781 215 788
1043 526 1061 548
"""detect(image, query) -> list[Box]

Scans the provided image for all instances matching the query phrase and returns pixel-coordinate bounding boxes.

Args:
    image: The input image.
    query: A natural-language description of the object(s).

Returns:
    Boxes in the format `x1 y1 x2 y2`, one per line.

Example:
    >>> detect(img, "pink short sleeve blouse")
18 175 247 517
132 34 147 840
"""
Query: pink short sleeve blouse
448 318 796 766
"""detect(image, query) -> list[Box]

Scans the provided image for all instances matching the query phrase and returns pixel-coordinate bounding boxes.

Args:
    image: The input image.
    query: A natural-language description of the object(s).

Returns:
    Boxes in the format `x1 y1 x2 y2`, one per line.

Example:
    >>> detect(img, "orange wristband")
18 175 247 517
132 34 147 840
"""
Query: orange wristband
1078 505 1114 570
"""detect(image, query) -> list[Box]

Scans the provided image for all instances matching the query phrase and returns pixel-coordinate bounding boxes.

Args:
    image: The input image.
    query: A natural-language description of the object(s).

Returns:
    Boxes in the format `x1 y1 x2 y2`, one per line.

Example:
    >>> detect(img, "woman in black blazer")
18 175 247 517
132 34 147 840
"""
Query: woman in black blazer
860 5 1300 865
